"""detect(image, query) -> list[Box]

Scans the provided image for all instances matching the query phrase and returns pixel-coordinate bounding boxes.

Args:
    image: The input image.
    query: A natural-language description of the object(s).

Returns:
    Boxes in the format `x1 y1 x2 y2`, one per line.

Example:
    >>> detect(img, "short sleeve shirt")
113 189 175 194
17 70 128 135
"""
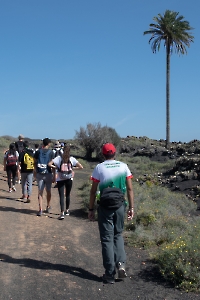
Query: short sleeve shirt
91 159 133 193
52 156 78 181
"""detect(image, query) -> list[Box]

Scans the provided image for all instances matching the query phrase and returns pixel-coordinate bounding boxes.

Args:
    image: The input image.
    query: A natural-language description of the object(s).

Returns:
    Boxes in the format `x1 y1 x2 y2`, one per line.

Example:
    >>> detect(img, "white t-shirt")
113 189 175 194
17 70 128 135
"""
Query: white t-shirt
91 159 133 193
52 156 78 181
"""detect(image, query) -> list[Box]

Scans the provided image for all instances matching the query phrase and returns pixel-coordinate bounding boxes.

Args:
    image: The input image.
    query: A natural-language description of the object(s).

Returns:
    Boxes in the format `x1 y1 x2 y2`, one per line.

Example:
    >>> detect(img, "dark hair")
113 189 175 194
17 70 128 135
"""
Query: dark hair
9 143 16 155
62 145 70 163
24 140 29 148
103 153 115 159
35 144 39 148
43 138 51 147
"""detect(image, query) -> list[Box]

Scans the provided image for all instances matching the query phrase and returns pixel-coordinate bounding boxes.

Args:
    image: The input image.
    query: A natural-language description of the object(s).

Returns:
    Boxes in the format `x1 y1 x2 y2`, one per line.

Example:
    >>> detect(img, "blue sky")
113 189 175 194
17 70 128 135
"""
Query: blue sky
0 0 199 142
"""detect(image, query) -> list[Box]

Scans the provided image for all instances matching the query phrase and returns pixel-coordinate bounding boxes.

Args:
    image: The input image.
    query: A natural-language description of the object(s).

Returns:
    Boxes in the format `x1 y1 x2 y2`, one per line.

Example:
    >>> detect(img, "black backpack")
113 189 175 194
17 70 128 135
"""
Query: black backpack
99 187 125 210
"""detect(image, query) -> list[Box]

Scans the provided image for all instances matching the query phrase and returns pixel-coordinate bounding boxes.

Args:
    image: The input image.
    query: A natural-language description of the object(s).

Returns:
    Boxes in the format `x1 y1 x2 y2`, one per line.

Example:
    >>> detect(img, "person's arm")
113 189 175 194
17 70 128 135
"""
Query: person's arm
126 178 134 220
48 159 57 169
88 181 98 221
73 161 83 170
3 156 7 171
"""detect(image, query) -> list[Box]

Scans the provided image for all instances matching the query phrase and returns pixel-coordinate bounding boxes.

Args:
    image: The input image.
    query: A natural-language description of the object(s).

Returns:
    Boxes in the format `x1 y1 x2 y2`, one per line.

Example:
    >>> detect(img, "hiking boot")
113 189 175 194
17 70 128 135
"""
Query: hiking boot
117 262 127 279
37 210 42 216
12 186 16 192
102 273 115 284
58 213 65 220
45 206 52 213
65 210 70 216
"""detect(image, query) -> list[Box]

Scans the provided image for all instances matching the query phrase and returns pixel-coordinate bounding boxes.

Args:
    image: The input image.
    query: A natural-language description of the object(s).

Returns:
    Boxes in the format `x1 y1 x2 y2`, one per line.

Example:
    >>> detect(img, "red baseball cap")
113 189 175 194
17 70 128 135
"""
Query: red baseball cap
102 143 116 155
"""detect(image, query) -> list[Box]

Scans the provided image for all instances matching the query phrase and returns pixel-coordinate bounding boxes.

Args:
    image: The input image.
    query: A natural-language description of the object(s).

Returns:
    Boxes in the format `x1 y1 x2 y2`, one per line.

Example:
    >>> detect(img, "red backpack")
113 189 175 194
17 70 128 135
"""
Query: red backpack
6 152 17 166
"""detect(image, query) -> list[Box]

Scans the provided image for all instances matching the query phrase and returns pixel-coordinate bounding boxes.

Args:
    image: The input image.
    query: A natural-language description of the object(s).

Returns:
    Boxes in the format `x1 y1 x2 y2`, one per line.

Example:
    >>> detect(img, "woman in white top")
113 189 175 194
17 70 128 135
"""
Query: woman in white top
48 144 83 220
4 143 19 192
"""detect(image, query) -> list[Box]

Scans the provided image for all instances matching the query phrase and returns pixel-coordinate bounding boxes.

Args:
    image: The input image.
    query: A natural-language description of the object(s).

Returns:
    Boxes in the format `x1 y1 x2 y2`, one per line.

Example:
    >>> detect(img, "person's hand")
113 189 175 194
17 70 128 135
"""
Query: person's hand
127 208 134 221
88 210 95 221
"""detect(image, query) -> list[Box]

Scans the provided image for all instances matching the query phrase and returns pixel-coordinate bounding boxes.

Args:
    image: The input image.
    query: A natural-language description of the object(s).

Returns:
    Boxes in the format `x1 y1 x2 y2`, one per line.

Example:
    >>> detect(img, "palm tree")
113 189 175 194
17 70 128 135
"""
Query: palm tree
144 10 194 148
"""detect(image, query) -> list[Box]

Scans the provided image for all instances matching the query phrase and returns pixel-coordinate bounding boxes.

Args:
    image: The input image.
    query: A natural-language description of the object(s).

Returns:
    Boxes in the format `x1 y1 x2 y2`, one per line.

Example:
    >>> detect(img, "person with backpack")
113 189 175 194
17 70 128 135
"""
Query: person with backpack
52 141 63 188
4 143 19 193
48 144 83 220
18 141 35 203
34 138 54 216
15 134 25 184
88 143 134 284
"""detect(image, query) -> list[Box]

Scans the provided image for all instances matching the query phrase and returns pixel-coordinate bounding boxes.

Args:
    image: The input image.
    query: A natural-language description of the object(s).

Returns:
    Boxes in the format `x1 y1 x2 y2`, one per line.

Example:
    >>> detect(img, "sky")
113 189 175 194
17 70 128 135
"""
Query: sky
0 0 199 142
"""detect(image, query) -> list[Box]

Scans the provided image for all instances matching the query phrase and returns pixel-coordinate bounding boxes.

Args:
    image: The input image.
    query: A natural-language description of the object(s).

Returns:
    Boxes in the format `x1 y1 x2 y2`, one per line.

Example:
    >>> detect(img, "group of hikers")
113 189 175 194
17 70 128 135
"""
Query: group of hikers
3 134 83 219
3 134 134 284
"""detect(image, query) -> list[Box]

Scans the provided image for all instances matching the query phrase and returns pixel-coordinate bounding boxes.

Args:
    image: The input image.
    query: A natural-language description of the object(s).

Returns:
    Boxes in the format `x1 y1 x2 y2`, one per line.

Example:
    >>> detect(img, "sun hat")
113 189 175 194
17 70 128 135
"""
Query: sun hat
102 143 116 155
18 134 24 140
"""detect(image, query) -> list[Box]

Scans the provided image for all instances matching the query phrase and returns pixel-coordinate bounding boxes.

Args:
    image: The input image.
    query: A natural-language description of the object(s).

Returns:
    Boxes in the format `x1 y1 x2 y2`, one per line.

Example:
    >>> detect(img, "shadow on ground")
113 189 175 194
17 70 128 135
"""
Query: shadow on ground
0 253 101 282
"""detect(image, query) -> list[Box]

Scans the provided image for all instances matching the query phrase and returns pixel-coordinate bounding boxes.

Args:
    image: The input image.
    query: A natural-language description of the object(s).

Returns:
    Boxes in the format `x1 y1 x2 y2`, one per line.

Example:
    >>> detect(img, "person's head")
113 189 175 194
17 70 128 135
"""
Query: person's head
42 138 51 148
9 143 16 154
54 141 61 149
35 143 39 149
62 145 71 163
102 143 116 159
18 134 24 141
24 141 29 148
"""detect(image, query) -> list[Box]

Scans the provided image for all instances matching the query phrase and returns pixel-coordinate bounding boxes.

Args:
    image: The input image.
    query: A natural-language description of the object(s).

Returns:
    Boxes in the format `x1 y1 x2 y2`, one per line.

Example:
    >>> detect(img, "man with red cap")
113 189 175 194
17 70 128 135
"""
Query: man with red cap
88 143 134 284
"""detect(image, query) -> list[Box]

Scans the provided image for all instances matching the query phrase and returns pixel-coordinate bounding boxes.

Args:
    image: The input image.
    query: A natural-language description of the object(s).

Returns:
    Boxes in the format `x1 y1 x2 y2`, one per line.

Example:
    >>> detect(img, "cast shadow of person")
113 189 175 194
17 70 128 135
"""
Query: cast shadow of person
0 253 101 282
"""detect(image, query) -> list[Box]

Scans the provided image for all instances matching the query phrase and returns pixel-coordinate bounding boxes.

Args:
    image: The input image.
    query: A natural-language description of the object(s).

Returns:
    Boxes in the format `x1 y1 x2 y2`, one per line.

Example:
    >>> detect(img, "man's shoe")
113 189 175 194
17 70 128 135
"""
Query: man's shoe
25 199 31 203
117 262 127 279
37 210 42 216
20 195 26 200
12 186 16 192
102 273 115 284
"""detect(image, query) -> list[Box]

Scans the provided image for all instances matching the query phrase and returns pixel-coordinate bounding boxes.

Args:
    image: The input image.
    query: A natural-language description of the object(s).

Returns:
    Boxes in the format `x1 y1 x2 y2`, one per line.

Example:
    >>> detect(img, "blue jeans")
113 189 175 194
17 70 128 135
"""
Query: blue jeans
21 172 33 196
98 204 126 276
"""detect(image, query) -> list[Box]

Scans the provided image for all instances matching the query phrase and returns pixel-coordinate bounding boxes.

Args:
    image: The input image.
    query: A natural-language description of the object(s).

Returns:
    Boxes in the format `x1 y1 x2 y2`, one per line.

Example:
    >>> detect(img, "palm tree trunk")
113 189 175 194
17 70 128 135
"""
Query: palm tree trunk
166 42 170 149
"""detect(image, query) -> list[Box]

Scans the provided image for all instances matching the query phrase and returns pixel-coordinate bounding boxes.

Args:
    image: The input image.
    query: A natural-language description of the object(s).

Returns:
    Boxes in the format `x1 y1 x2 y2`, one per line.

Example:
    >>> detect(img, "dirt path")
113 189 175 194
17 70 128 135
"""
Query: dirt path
0 166 199 300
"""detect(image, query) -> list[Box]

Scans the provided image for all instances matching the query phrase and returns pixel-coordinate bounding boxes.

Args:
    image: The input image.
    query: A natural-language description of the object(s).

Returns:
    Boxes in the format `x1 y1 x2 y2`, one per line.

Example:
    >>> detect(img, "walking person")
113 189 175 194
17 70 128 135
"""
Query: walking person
52 141 63 188
48 144 83 220
15 134 25 184
34 138 54 216
18 141 35 203
4 143 19 193
88 143 134 284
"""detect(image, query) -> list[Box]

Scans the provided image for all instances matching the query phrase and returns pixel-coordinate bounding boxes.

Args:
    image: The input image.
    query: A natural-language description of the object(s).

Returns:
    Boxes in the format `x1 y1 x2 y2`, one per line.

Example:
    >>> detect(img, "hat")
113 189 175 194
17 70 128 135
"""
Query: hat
60 143 64 147
18 134 24 140
102 143 116 155
54 141 61 148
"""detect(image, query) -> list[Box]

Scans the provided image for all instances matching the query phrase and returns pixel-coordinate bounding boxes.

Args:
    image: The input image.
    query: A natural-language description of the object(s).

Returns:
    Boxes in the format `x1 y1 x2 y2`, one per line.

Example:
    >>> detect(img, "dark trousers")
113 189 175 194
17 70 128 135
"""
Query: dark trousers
57 179 73 212
6 165 17 188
